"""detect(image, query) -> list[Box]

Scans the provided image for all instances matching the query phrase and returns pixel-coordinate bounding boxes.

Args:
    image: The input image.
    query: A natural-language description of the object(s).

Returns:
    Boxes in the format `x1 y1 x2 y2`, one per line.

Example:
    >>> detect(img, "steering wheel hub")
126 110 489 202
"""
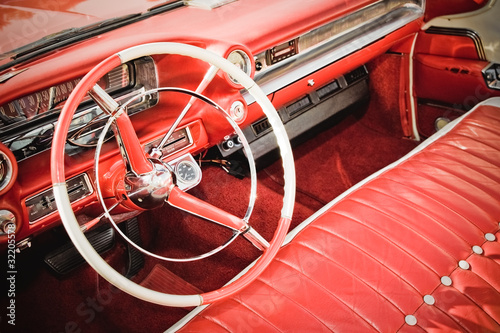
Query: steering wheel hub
124 159 175 210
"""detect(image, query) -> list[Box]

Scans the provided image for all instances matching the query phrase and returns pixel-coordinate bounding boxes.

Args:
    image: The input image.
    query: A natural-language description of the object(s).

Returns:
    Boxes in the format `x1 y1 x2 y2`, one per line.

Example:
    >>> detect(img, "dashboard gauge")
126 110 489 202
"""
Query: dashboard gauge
0 101 20 119
0 64 131 129
0 209 17 235
225 49 253 86
0 142 18 195
169 154 202 191
1 57 158 162
176 160 198 184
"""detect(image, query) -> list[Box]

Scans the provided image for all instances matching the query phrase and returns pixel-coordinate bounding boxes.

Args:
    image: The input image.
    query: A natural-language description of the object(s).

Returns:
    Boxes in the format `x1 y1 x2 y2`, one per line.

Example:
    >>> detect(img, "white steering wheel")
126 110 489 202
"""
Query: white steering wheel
51 42 295 307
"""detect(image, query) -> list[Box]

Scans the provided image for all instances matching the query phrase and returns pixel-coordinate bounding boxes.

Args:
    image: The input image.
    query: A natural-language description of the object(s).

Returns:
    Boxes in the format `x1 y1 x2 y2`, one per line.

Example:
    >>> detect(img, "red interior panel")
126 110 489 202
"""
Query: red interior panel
416 32 480 60
414 54 499 108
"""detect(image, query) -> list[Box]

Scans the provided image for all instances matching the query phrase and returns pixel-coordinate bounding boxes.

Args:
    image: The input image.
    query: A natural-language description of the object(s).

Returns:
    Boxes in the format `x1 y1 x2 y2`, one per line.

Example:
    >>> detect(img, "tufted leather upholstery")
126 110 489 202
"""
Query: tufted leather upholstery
174 98 500 332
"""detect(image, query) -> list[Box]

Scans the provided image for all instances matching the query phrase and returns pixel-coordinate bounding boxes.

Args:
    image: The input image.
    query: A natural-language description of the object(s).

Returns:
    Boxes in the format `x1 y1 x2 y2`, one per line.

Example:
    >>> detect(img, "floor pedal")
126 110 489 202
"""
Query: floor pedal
140 264 202 295
44 227 115 276
124 218 145 278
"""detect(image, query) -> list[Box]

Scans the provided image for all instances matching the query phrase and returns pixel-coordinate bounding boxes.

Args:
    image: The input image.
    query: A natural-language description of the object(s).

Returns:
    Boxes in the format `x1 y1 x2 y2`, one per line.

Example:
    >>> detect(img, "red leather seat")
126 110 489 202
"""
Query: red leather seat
174 98 500 332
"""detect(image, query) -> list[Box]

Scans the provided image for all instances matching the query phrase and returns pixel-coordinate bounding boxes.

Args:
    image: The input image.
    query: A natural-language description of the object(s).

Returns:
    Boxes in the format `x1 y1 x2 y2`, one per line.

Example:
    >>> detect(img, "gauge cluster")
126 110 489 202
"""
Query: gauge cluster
0 57 158 161
0 65 131 130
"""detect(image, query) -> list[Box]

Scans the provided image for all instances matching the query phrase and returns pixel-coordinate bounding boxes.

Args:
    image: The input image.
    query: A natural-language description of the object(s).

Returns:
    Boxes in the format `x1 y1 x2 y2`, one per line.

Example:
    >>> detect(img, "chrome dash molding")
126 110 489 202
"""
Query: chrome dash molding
244 0 424 104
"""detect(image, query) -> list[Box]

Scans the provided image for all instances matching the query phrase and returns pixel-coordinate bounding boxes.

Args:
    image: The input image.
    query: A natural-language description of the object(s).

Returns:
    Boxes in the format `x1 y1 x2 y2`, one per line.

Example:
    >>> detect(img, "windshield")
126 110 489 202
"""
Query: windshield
0 0 177 60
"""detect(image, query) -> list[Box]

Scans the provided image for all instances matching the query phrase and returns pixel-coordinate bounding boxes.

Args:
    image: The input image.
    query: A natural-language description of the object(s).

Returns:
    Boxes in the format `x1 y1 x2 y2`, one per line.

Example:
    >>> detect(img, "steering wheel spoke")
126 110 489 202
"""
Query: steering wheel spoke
89 84 153 175
242 227 270 251
168 186 270 251
150 65 219 159
168 186 270 250
168 186 248 232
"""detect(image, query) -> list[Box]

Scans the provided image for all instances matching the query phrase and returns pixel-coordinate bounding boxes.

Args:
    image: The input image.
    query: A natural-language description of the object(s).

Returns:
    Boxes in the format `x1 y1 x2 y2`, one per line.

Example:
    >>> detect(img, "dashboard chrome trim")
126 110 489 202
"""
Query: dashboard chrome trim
425 26 487 61
145 126 194 160
0 150 14 193
244 0 424 104
26 173 94 224
482 62 500 90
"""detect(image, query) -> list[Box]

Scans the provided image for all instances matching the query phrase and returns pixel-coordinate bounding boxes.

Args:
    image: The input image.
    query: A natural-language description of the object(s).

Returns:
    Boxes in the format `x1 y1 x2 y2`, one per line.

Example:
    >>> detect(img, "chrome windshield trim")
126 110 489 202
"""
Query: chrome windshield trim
244 1 424 104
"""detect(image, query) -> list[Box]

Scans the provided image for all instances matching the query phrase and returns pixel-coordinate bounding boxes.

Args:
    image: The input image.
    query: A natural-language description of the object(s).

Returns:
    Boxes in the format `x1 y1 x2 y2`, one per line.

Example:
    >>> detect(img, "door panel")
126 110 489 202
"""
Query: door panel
414 1 500 137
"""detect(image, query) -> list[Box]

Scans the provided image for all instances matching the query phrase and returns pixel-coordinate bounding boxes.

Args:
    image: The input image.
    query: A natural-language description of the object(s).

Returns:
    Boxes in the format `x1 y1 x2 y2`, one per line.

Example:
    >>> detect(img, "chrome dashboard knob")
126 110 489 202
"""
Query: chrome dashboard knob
0 143 17 195
0 209 16 235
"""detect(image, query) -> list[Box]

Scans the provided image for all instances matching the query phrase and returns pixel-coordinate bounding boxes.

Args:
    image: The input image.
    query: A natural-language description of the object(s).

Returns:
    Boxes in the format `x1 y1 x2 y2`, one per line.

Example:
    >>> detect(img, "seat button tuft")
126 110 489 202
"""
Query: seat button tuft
459 260 470 270
485 233 496 242
424 295 435 305
472 245 484 255
441 276 452 286
405 315 417 326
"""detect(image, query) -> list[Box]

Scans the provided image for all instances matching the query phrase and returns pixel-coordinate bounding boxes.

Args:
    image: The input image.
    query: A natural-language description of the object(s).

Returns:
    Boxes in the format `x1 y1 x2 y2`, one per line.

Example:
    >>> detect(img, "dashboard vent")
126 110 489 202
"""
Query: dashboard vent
252 118 271 136
317 80 341 100
286 95 312 117
344 66 368 85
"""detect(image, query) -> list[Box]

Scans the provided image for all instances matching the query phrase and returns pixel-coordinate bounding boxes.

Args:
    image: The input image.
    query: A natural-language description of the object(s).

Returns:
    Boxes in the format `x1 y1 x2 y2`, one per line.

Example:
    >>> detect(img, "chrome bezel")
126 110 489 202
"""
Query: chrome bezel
482 62 500 90
145 125 194 160
226 49 252 85
174 157 202 188
0 150 14 193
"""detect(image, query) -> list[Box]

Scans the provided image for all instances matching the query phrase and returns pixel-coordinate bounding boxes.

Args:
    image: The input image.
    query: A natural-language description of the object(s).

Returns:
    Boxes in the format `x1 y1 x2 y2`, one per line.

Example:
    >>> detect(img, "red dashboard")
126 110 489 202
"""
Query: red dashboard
0 0 430 247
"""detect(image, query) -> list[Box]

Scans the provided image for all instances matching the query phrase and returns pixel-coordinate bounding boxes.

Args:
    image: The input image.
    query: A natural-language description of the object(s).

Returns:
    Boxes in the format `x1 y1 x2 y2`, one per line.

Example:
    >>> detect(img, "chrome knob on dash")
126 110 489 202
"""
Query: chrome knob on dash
0 209 16 235
0 143 17 195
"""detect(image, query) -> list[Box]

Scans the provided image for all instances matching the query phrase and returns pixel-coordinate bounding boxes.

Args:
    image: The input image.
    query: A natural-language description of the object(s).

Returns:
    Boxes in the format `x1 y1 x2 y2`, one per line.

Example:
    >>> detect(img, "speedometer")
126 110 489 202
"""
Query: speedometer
0 64 131 128
1 57 158 162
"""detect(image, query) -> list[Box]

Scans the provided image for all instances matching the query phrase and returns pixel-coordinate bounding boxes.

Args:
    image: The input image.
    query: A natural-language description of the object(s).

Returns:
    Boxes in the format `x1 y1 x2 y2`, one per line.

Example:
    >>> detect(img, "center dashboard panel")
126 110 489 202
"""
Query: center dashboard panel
218 66 370 163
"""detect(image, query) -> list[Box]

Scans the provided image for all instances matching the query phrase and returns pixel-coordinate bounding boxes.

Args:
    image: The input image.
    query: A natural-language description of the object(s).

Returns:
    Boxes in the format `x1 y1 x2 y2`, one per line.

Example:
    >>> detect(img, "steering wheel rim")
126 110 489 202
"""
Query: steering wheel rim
51 42 296 307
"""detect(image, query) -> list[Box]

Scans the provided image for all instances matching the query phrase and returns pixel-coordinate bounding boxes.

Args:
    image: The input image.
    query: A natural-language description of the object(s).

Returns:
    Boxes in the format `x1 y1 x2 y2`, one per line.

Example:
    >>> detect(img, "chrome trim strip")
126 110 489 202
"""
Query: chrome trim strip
408 33 420 141
244 1 424 104
0 151 14 192
27 173 94 224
